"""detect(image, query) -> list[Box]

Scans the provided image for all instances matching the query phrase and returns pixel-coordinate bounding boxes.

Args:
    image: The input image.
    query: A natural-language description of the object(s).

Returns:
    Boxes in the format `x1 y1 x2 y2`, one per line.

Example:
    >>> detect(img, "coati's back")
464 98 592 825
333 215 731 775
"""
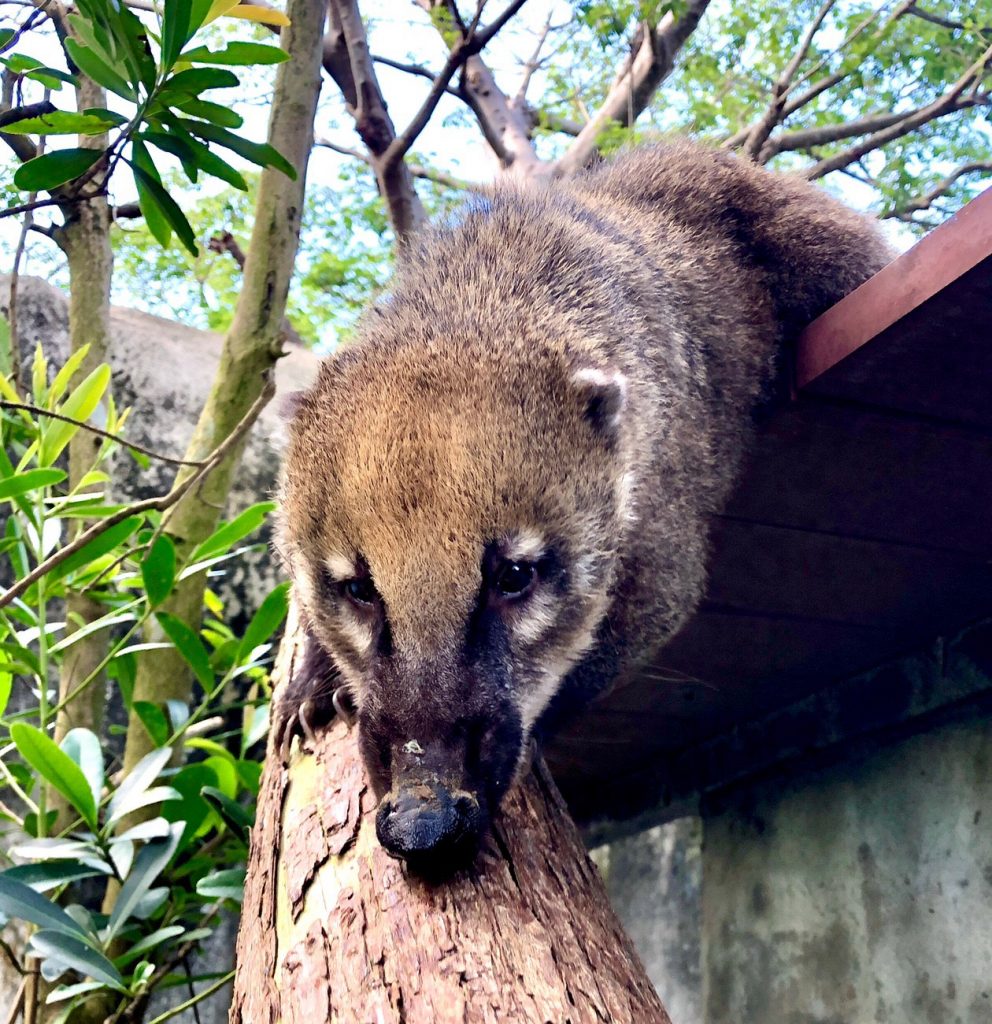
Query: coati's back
278 139 893 872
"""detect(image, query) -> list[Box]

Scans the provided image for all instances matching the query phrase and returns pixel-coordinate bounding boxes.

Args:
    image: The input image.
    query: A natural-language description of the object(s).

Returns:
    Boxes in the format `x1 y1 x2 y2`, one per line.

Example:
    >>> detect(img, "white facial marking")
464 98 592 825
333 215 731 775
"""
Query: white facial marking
618 469 638 523
337 615 375 657
505 528 546 563
324 551 356 581
513 591 557 645
573 367 628 429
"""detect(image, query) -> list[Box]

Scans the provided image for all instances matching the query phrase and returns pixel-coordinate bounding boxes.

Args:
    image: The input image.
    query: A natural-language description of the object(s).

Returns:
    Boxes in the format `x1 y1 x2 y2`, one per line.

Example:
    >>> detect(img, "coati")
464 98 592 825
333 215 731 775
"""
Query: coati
275 139 893 872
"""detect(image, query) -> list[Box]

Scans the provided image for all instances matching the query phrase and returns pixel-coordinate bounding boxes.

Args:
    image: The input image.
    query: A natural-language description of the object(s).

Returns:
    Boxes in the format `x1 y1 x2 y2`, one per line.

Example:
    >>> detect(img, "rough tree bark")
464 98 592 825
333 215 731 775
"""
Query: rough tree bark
231 610 671 1023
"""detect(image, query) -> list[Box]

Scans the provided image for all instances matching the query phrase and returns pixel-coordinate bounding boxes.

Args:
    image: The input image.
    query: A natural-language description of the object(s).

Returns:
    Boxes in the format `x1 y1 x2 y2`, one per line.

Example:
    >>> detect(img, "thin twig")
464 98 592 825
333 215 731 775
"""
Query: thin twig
0 377 275 609
2 977 26 1024
143 971 234 1024
0 402 206 466
882 159 992 217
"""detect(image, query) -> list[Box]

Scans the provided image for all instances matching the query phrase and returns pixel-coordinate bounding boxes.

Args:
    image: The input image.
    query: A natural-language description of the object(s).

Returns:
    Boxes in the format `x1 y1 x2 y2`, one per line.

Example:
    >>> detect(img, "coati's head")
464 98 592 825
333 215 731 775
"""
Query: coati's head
279 323 633 872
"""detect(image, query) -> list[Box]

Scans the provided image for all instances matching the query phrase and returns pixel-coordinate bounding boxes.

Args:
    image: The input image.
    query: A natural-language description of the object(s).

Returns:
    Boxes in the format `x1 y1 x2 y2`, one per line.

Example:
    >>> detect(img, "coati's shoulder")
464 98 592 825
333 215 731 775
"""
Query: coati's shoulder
569 138 894 332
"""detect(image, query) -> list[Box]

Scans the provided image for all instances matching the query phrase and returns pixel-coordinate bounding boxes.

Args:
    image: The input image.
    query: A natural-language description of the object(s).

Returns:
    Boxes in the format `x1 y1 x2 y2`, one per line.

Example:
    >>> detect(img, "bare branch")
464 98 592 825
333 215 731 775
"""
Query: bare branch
741 0 837 160
0 376 276 611
901 3 979 32
806 42 992 179
760 95 988 160
0 79 42 161
315 135 485 191
882 160 992 218
512 11 554 108
325 0 426 237
0 401 206 465
554 0 712 177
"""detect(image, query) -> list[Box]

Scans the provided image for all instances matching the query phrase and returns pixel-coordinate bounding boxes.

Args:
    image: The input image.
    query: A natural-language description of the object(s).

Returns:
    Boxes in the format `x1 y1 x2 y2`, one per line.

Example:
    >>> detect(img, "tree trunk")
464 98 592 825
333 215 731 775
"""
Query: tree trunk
231 612 671 1024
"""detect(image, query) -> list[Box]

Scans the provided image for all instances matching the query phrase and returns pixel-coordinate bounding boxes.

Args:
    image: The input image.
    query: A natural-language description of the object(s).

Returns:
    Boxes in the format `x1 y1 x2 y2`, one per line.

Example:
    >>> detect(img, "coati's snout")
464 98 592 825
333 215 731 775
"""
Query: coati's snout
360 704 523 874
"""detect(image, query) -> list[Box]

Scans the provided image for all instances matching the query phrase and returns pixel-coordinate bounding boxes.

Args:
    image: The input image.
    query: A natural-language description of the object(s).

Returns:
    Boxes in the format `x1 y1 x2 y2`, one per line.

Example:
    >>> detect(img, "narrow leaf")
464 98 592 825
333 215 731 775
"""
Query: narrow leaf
41 363 111 465
46 515 143 583
141 534 176 607
133 701 170 747
0 111 122 136
30 930 126 990
13 148 102 193
0 875 88 937
156 612 214 689
189 502 275 563
59 729 104 811
180 41 289 65
0 469 65 500
9 724 98 828
64 39 136 101
106 747 172 825
175 117 296 179
107 824 182 939
237 581 289 663
130 160 198 254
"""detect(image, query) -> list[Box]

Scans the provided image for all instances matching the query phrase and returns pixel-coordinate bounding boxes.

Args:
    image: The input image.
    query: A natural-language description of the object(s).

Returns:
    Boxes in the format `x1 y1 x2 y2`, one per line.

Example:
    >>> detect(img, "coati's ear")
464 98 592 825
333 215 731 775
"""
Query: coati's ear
571 368 627 437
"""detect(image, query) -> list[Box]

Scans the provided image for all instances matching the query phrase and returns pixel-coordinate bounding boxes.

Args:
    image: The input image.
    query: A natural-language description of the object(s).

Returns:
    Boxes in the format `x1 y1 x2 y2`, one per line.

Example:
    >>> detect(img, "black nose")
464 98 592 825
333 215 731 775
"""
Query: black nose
375 783 484 875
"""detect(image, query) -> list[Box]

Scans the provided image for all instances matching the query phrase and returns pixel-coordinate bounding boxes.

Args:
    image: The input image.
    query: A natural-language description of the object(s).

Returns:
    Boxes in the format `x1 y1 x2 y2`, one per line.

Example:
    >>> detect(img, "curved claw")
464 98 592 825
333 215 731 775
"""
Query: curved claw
332 688 356 729
298 699 318 747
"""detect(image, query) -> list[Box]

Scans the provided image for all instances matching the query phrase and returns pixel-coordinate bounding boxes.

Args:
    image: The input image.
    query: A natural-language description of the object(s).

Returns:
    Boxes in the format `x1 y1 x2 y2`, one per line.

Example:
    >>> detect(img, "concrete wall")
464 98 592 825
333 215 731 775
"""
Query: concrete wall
702 711 992 1024
592 817 703 1024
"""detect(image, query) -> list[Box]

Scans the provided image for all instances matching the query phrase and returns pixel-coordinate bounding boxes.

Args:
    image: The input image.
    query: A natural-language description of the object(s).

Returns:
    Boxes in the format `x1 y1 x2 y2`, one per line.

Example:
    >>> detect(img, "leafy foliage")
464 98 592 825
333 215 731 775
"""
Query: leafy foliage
0 348 285 1017
2 0 293 253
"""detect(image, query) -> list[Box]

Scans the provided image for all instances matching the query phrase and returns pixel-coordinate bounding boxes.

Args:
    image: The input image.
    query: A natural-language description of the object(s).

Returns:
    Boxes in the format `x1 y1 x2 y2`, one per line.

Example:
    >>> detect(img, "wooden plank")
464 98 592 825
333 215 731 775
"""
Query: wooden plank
726 399 992 555
802 256 992 429
796 184 992 388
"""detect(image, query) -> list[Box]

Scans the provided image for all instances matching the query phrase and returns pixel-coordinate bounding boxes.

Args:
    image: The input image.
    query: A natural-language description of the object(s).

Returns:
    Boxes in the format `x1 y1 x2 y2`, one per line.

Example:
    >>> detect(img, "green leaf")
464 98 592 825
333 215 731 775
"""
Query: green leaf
2 862 103 893
202 786 253 834
129 139 172 248
141 534 176 607
155 612 214 689
0 54 74 88
12 148 102 193
133 701 170 747
0 469 66 500
189 502 275 563
173 96 243 128
0 111 122 136
0 669 10 718
64 39 136 101
0 875 88 938
174 116 297 179
9 724 98 829
180 41 289 65
237 581 289 663
158 67 239 99
143 128 247 190
162 763 216 848
45 516 143 584
195 867 244 901
106 747 172 825
47 344 90 406
130 157 198 255
41 363 111 465
107 824 182 940
162 0 193 67
30 930 126 991
114 925 185 968
59 729 104 812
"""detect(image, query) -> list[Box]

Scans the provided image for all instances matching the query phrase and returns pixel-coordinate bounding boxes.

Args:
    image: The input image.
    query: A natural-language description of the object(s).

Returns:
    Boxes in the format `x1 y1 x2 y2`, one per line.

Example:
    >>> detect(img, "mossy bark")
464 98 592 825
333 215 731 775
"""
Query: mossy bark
231 610 672 1024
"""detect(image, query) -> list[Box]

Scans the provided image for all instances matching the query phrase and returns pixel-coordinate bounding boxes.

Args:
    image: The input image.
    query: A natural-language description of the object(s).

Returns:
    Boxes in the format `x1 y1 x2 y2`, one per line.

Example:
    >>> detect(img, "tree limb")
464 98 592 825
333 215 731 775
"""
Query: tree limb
806 42 992 179
760 95 988 160
553 0 712 177
882 160 992 218
741 0 836 160
0 377 275 611
0 401 206 465
315 135 485 191
325 0 426 237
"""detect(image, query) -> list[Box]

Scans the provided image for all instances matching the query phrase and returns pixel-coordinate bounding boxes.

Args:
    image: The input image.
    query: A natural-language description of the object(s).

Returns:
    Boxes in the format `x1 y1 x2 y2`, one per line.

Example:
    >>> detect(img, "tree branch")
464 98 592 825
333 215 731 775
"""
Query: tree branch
0 401 206 465
0 376 275 611
315 135 484 191
325 0 426 238
741 0 837 160
759 95 988 160
554 0 712 177
882 160 992 218
806 42 992 179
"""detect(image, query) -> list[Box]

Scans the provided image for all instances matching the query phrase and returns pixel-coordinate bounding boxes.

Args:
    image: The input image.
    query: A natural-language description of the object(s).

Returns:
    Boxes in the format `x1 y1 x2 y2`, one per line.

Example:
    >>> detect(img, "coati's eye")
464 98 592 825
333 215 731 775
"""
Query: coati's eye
494 561 536 598
344 577 378 607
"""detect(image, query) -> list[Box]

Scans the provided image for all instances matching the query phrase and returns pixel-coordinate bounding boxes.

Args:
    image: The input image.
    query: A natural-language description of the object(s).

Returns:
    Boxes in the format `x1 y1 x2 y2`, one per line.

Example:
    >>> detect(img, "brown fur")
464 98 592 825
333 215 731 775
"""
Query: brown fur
276 139 893 850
